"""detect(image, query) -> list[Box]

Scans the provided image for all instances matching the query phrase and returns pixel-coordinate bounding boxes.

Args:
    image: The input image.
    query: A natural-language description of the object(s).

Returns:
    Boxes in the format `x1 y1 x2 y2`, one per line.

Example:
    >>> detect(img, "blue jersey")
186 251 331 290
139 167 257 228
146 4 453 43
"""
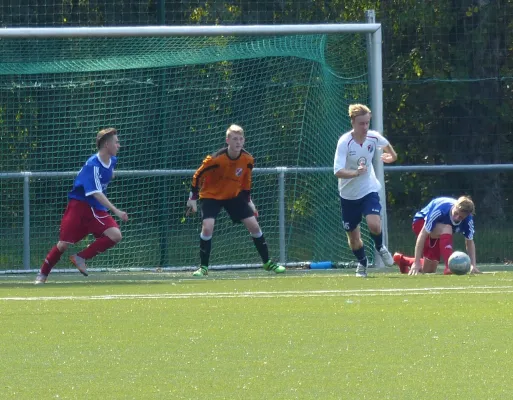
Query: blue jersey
413 197 474 240
68 154 117 211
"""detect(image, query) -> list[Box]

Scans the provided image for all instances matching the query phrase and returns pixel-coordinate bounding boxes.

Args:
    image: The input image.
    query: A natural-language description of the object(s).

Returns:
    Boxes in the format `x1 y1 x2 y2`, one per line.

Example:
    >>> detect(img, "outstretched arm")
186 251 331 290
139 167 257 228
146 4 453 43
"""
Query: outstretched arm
409 227 429 275
465 238 481 274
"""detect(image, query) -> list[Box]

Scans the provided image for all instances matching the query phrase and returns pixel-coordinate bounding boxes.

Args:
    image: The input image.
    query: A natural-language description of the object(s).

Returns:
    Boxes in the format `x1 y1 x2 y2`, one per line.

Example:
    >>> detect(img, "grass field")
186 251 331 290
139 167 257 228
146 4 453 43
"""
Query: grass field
1 267 513 399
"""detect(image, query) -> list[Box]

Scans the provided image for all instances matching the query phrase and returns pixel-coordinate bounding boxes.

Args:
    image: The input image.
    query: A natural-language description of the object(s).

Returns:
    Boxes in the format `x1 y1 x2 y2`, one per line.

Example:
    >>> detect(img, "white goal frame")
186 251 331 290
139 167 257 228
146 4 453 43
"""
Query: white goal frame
0 17 386 269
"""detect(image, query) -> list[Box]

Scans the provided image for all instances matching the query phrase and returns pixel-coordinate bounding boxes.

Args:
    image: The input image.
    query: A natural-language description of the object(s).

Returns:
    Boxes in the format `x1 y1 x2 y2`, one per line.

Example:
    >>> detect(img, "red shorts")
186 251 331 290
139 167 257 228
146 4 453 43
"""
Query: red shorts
412 219 440 261
59 199 119 244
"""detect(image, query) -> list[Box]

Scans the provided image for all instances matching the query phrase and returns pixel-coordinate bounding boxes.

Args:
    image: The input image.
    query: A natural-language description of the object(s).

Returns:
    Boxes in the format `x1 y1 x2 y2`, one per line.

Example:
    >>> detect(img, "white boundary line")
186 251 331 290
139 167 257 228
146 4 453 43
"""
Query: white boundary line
2 286 513 301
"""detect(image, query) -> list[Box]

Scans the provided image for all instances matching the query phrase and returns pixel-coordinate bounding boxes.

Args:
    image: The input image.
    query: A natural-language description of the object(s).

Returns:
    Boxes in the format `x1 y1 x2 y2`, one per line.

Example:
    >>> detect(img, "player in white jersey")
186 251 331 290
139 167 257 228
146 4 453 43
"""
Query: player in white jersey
333 104 397 277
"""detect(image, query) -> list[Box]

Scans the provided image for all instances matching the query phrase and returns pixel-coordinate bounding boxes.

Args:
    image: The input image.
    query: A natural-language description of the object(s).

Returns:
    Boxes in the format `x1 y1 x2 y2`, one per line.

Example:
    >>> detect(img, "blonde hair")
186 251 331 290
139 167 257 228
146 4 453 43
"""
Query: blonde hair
455 196 475 215
96 127 118 149
226 124 244 138
348 104 371 120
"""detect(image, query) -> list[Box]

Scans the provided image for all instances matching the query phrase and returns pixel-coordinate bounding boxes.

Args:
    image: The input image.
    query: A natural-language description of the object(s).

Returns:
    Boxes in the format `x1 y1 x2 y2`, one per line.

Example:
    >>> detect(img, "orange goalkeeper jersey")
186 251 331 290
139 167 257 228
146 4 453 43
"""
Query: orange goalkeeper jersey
191 148 254 200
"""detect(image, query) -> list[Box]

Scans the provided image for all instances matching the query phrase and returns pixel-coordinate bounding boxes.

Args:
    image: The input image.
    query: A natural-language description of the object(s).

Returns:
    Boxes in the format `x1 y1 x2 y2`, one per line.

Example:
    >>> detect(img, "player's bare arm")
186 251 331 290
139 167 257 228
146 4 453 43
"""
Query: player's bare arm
381 144 398 163
409 227 429 275
92 192 128 222
335 164 367 179
465 239 481 274
333 140 367 179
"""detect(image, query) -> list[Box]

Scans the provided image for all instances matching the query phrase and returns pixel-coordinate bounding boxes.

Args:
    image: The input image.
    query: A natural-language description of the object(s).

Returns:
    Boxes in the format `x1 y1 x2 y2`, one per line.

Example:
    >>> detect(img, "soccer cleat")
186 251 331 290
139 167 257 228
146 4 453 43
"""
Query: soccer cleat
192 266 208 277
34 273 48 285
69 254 88 276
355 263 367 278
263 260 285 274
443 267 453 275
378 245 394 267
393 252 410 274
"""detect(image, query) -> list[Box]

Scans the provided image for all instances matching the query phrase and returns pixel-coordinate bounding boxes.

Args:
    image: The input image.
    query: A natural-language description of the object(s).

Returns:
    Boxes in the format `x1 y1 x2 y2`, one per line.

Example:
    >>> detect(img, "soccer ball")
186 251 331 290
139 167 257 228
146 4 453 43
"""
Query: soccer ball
448 251 471 275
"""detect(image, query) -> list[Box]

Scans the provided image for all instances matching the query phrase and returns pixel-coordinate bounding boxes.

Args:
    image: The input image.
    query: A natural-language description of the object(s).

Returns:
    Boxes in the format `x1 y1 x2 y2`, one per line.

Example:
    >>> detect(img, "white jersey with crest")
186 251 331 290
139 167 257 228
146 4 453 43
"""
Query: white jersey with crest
333 129 389 200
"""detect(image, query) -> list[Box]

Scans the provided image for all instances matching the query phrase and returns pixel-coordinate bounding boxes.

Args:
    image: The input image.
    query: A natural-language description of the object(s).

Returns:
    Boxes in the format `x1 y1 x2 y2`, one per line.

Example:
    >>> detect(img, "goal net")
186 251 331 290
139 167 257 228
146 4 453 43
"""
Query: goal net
0 30 377 271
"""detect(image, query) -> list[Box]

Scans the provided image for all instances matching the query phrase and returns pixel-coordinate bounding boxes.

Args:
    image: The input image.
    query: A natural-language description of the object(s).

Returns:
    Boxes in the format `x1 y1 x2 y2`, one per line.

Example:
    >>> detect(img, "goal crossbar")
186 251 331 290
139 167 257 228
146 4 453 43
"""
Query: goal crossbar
0 24 381 39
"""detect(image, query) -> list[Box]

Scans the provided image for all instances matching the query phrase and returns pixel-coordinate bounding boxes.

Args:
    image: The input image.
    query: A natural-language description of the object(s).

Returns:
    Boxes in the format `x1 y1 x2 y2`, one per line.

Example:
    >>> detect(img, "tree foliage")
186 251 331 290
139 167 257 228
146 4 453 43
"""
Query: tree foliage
1 0 512 224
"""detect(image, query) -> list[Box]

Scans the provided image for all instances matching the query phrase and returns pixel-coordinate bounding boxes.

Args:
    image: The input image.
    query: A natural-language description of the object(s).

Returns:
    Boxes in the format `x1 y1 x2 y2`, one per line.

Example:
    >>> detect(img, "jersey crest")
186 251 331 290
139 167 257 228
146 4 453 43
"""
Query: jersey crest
357 156 367 166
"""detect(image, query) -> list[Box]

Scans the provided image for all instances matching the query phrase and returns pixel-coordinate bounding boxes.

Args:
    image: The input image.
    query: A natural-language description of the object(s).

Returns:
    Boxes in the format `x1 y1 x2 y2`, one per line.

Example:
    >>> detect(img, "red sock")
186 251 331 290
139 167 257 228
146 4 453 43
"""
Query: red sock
439 234 453 272
78 236 117 260
41 246 64 275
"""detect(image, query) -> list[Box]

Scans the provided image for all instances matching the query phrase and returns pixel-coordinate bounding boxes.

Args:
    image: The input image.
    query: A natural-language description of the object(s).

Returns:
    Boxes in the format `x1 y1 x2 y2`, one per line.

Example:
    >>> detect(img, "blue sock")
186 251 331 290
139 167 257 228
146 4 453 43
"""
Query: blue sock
353 246 367 267
371 232 383 251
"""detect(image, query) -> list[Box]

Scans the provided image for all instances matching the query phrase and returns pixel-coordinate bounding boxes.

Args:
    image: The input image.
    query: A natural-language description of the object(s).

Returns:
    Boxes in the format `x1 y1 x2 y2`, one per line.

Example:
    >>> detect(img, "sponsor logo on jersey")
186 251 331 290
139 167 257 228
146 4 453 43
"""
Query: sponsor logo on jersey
357 156 367 166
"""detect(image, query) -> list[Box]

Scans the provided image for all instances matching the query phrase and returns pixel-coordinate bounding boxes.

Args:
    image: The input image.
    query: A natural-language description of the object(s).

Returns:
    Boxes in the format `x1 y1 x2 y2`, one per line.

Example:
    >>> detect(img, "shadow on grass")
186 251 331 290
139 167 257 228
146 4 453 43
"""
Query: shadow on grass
1 264 512 288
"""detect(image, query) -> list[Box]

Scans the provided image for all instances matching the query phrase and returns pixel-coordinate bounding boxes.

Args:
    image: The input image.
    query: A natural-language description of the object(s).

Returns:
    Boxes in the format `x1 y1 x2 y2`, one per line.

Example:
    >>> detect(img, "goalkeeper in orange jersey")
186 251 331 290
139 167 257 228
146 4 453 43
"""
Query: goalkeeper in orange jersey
186 124 285 276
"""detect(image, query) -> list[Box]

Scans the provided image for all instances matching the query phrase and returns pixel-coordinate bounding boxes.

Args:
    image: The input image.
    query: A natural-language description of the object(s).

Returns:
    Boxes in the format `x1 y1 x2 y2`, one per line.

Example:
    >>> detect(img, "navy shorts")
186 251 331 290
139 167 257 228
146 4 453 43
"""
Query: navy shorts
340 192 382 232
201 194 254 223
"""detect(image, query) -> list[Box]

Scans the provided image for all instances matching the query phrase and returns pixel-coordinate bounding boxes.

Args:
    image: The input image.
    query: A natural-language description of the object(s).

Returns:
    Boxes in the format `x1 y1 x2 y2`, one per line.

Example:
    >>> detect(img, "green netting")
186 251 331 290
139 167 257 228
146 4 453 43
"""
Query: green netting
0 33 374 270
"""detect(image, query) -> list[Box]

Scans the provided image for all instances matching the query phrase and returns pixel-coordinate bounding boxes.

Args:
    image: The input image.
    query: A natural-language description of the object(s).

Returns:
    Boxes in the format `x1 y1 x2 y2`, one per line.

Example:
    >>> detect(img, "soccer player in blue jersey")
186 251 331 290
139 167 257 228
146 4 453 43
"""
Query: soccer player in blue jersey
35 128 128 284
393 196 481 275
334 104 398 277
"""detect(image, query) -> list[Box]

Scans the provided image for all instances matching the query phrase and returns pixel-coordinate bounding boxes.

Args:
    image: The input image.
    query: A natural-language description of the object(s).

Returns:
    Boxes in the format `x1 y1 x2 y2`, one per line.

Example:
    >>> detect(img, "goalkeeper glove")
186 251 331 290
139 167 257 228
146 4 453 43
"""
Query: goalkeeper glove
186 192 198 215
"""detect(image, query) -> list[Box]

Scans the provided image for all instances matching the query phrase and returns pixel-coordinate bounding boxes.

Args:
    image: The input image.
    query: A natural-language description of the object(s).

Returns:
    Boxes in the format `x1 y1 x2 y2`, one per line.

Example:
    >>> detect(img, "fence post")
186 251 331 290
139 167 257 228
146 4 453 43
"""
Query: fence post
366 10 386 267
23 173 31 270
277 167 287 265
157 0 166 24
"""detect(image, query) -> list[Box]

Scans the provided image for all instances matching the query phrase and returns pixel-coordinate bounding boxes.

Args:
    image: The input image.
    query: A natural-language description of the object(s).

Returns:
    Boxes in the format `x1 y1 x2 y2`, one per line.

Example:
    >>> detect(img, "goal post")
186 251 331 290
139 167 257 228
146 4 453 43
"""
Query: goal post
0 21 386 272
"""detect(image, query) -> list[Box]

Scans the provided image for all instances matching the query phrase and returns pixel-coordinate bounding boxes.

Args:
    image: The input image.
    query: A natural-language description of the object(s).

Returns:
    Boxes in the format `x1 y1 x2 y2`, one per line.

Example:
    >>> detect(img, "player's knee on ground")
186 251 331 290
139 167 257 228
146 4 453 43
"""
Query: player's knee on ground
422 258 438 273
